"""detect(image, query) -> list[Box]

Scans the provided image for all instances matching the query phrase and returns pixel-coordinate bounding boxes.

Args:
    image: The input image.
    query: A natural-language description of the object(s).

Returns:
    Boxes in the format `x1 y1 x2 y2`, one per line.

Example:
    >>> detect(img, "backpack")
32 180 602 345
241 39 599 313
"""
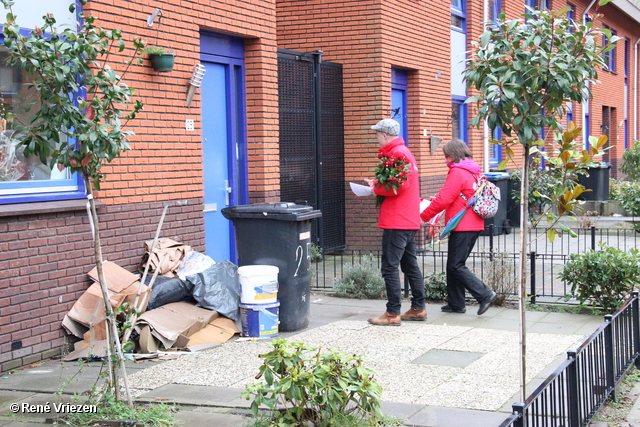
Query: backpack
460 174 501 219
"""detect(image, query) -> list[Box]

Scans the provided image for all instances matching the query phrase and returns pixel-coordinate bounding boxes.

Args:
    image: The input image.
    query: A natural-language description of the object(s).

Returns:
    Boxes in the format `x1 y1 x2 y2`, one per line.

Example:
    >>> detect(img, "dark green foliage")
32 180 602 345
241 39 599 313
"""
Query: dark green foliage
617 181 640 217
560 244 640 313
424 272 447 301
620 142 640 181
333 255 386 299
243 339 384 427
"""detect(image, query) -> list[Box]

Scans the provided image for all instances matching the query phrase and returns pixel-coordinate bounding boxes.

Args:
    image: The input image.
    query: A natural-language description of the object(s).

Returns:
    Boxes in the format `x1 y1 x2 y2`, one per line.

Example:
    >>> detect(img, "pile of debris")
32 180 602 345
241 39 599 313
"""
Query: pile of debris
62 237 242 360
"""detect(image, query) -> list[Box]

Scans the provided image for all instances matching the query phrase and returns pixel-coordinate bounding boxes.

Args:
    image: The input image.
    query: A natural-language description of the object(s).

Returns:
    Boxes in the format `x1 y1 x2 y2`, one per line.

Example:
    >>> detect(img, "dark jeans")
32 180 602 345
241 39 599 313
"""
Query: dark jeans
381 229 425 315
446 230 493 309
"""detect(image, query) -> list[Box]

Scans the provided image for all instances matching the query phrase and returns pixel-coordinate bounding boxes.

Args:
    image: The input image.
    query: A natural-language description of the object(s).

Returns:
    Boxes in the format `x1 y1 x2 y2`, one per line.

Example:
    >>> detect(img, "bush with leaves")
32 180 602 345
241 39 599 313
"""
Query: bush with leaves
333 254 385 299
424 272 447 301
560 244 640 313
243 339 384 427
620 141 640 181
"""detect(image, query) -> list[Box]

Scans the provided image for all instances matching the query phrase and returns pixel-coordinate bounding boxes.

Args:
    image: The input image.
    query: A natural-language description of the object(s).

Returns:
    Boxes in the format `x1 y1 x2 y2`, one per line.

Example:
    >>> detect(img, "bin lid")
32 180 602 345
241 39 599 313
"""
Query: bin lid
221 202 322 221
484 172 510 180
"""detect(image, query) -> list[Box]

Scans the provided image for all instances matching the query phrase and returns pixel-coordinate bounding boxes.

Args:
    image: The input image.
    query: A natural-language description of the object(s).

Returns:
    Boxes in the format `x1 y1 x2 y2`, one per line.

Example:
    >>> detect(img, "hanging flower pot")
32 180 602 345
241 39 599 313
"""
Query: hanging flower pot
143 46 175 72
149 52 175 72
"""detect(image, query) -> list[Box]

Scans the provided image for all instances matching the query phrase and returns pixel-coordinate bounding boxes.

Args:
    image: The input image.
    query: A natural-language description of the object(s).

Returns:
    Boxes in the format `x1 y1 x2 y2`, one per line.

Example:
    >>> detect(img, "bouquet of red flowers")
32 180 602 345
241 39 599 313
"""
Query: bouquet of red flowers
371 153 411 207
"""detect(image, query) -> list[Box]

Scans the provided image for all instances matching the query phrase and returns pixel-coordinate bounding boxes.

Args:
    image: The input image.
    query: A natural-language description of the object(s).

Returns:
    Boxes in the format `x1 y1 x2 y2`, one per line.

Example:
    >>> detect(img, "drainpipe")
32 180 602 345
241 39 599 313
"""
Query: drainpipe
483 0 489 172
635 37 640 141
582 0 597 148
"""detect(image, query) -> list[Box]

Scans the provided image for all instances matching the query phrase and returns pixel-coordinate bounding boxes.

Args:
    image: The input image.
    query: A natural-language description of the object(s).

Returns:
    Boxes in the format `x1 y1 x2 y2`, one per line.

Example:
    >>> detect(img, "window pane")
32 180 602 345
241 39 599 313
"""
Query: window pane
452 103 460 139
0 45 71 191
451 14 464 29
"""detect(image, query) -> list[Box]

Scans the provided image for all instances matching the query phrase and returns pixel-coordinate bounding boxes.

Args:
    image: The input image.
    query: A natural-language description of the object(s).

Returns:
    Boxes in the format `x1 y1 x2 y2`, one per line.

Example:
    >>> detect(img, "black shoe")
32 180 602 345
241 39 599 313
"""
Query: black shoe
441 305 466 314
478 291 497 315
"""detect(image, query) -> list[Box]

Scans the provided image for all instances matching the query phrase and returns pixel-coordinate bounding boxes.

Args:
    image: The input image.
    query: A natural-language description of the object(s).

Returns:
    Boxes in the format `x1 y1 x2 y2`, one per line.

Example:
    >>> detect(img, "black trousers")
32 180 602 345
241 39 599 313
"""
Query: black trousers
381 229 426 315
446 230 493 309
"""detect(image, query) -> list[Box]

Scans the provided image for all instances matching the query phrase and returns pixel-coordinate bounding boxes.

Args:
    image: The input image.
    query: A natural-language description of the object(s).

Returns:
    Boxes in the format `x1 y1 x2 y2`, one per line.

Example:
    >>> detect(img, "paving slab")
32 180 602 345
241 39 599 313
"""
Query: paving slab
406 406 510 427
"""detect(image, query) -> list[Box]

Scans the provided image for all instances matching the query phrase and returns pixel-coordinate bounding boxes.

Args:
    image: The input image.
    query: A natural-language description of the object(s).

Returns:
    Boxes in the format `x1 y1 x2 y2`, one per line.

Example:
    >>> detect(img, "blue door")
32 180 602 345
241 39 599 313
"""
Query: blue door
200 34 248 263
202 62 232 262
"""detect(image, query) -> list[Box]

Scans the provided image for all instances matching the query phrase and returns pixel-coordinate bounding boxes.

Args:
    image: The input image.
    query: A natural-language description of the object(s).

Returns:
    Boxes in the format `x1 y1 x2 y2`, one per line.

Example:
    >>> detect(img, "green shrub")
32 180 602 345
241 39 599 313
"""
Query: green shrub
620 141 640 181
559 243 640 313
424 272 447 301
333 255 385 299
617 180 640 217
243 339 384 427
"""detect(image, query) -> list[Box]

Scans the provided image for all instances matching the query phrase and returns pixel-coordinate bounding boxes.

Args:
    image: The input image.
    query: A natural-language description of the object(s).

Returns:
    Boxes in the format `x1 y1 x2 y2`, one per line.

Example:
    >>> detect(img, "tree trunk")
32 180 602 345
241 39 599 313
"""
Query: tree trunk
518 145 531 402
84 175 133 407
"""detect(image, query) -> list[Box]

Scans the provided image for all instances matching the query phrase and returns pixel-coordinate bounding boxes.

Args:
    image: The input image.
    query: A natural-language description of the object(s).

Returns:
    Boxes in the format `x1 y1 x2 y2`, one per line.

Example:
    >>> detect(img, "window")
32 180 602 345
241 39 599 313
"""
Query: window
0 3 84 204
490 127 502 167
566 4 576 28
602 25 616 72
488 0 502 25
624 38 629 149
525 0 550 10
451 99 467 142
451 0 465 31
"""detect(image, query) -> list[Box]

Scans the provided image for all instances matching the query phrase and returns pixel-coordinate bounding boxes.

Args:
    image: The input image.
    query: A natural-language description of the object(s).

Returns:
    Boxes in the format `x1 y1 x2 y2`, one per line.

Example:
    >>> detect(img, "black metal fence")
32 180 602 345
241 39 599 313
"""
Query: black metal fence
498 291 640 427
311 225 640 298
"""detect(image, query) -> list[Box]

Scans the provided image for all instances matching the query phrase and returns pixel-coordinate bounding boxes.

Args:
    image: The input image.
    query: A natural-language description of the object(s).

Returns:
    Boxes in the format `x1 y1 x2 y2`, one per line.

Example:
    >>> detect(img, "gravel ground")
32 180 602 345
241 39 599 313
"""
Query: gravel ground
128 320 585 411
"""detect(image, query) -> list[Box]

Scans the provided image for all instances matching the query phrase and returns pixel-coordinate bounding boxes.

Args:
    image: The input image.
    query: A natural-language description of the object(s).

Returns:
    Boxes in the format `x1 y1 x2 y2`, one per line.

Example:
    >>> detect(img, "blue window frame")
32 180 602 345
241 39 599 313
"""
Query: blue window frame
451 0 465 31
624 38 629 149
488 0 502 25
602 25 616 72
525 0 550 11
452 97 467 142
391 68 408 144
566 4 576 27
0 17 85 204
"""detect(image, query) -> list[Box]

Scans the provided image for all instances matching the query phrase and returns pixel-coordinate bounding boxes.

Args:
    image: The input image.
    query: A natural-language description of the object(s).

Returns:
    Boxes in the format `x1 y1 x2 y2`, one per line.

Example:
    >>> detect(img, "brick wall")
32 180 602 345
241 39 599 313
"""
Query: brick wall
0 199 203 372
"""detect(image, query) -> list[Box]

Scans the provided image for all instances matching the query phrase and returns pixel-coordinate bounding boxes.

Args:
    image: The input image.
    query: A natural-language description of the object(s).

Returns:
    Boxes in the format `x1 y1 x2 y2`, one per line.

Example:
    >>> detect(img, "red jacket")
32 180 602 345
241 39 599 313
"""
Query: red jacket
373 138 421 230
420 159 485 232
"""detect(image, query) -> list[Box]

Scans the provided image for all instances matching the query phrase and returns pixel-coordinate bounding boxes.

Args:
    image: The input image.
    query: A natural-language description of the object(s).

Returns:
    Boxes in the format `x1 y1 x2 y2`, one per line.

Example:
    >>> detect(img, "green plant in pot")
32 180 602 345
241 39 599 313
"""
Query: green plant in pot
143 45 175 72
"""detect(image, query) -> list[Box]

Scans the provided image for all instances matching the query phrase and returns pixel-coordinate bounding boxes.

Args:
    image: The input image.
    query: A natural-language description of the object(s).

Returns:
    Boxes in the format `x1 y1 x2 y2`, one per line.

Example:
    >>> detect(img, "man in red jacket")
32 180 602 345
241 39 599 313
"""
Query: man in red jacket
364 119 426 326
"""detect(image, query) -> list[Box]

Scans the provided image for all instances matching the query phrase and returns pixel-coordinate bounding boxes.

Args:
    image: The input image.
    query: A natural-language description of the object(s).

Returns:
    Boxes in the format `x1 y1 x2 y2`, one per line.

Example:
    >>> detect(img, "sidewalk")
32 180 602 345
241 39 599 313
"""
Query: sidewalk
0 295 607 426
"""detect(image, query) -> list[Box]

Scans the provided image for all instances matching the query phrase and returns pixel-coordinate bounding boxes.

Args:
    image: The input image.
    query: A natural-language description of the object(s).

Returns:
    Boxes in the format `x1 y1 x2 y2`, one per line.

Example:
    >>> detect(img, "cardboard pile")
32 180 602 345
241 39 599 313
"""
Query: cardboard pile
62 261 148 351
62 261 239 360
135 301 239 353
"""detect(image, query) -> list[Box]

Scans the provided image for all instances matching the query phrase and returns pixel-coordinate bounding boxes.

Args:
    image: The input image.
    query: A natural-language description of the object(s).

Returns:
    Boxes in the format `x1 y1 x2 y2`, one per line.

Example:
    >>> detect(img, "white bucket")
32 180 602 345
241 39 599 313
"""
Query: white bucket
238 265 279 304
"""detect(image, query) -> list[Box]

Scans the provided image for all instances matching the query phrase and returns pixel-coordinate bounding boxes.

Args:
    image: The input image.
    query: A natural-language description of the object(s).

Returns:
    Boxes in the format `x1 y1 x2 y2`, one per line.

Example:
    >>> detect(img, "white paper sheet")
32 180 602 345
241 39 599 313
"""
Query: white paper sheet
420 198 430 212
350 182 373 196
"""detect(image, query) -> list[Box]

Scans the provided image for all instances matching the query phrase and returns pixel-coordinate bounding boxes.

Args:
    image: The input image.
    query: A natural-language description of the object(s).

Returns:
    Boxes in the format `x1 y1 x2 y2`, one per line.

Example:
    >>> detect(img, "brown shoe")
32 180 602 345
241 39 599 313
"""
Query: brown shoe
401 307 427 321
368 312 401 326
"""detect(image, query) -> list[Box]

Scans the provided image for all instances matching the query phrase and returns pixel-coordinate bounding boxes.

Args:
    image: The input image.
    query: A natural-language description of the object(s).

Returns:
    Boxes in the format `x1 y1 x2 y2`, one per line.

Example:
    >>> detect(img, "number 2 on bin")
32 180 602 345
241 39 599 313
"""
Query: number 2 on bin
294 243 311 277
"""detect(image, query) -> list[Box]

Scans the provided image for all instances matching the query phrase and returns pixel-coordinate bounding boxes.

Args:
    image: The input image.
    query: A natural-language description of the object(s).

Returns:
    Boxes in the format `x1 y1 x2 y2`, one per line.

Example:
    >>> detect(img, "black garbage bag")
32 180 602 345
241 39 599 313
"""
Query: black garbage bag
144 275 195 310
187 260 240 321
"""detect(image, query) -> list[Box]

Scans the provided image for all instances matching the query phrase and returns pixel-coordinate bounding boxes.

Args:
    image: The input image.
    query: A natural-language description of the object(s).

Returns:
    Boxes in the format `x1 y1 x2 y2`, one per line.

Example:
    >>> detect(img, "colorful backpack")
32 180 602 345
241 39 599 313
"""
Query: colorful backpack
460 174 501 219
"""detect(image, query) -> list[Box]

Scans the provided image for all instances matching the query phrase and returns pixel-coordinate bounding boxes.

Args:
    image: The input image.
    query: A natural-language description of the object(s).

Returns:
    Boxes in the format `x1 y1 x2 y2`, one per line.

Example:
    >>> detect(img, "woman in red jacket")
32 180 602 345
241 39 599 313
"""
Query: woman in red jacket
420 139 496 315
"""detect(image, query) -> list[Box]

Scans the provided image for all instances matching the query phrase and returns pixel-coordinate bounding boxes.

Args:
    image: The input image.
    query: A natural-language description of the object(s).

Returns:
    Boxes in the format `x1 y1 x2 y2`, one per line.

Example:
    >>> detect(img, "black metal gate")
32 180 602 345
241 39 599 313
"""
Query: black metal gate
278 48 345 253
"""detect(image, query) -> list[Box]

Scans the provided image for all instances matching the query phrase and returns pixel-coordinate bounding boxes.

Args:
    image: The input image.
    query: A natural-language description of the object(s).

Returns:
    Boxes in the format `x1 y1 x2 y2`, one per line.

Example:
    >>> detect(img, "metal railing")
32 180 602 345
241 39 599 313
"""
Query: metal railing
311 225 640 298
498 291 640 427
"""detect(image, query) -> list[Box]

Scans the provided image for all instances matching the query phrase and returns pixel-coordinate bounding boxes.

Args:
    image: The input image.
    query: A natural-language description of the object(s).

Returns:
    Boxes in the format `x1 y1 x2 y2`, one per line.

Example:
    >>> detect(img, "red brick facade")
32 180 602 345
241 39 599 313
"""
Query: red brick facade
1 0 639 371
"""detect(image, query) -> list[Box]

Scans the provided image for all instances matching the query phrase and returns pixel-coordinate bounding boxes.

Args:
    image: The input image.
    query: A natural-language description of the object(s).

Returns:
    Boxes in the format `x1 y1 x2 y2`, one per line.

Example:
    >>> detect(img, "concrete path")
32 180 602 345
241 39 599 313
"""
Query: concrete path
0 295 609 426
